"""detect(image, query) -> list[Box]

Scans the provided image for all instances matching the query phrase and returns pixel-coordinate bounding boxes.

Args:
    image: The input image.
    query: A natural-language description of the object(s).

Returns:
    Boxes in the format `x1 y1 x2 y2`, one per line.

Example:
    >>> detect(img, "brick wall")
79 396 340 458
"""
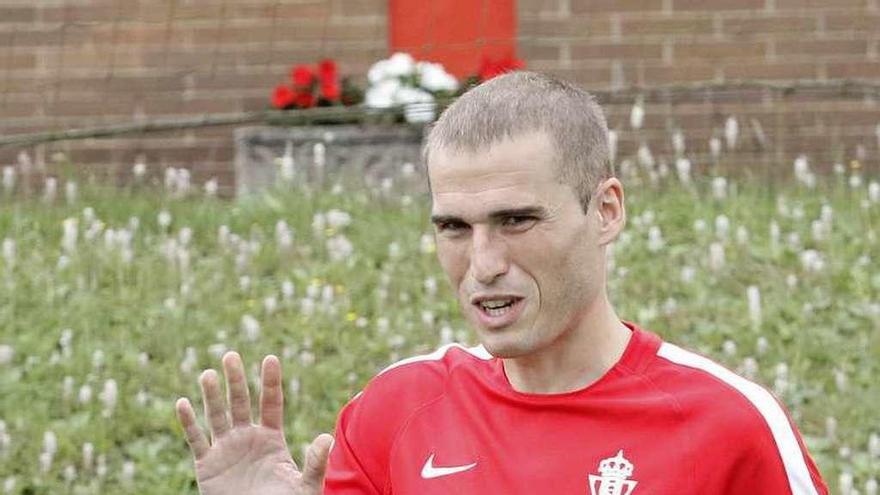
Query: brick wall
519 0 880 173
1 1 878 192
0 0 387 193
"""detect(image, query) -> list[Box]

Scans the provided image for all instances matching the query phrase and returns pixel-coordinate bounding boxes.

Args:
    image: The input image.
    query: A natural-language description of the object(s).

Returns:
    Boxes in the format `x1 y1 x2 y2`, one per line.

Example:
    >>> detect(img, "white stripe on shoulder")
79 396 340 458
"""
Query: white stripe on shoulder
377 343 492 376
656 342 819 495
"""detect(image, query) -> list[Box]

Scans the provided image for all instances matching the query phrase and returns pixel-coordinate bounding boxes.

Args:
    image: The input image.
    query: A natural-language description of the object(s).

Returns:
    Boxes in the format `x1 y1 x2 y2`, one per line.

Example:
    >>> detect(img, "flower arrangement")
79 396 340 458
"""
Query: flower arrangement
271 59 362 110
270 52 525 122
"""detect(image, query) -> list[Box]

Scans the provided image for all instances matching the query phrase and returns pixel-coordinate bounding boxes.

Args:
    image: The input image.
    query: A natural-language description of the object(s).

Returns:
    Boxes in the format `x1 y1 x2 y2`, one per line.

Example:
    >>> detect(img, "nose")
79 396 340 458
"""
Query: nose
469 226 509 285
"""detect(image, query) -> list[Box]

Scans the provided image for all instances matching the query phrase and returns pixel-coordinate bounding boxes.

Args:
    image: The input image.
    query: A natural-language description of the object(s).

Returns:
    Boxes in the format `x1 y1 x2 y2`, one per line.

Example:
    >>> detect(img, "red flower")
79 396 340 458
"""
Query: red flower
272 85 296 109
291 65 315 89
292 89 315 108
478 55 525 82
318 59 340 101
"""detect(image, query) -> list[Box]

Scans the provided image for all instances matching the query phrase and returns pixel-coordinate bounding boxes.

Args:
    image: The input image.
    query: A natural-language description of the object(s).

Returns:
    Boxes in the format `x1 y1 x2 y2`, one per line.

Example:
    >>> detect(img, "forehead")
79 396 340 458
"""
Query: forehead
429 131 570 215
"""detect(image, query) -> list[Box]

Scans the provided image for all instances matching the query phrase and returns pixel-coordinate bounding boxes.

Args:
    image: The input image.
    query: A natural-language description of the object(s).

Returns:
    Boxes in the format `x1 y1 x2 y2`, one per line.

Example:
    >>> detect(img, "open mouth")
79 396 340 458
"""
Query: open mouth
472 296 525 328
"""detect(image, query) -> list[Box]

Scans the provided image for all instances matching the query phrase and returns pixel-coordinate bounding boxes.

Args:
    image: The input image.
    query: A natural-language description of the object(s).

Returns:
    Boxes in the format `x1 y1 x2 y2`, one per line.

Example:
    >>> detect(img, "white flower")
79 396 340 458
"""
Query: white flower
100 379 118 417
0 345 13 366
799 249 825 272
680 266 696 283
714 215 730 241
43 431 57 456
43 177 57 203
263 296 278 314
736 226 749 245
325 209 352 229
417 61 458 92
384 52 416 79
326 234 354 262
849 174 863 189
179 347 197 373
709 136 722 159
4 476 16 493
62 218 78 253
675 158 691 184
241 314 261 341
869 181 880 203
280 141 295 182
722 340 737 357
671 129 685 155
157 210 172 230
204 178 218 197
711 177 727 200
1 238 14 268
724 116 738 149
647 226 664 252
419 234 435 254
313 142 325 169
82 443 94 471
121 461 135 484
630 98 644 130
365 78 401 108
1 166 14 193
756 336 768 355
133 155 147 179
709 242 725 271
281 280 295 300
636 143 654 169
747 286 762 329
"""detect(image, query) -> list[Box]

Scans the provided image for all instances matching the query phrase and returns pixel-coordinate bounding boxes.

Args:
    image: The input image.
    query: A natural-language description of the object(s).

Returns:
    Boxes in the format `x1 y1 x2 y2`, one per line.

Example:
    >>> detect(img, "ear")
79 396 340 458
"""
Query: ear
594 178 625 246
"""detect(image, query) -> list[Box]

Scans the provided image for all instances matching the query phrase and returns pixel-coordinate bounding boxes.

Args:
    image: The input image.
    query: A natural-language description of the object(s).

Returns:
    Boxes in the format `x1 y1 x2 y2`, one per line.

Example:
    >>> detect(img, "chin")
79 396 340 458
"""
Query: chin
474 328 535 359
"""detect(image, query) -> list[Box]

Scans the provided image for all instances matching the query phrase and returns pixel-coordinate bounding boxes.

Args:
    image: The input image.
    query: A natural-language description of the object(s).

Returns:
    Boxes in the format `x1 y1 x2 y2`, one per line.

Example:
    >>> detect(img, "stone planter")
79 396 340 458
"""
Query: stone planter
234 124 426 197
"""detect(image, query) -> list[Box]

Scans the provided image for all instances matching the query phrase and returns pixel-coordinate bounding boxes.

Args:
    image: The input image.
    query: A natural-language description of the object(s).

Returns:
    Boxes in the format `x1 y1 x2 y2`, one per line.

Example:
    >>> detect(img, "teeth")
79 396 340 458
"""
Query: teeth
480 299 513 309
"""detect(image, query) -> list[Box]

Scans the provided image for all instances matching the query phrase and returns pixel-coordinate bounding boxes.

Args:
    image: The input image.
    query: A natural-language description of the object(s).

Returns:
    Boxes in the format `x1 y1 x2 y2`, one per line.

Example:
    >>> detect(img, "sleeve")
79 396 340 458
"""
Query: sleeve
322 395 385 494
719 400 829 495
322 362 448 495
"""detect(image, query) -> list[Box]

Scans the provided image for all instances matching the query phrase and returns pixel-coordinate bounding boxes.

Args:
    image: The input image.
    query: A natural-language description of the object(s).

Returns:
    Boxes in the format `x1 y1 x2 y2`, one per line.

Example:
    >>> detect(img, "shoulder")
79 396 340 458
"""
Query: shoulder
337 343 492 436
647 340 827 493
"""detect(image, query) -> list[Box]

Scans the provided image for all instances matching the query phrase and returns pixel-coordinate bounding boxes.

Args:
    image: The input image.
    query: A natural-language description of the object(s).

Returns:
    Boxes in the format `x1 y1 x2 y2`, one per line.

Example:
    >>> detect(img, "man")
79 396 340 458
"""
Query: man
176 71 829 494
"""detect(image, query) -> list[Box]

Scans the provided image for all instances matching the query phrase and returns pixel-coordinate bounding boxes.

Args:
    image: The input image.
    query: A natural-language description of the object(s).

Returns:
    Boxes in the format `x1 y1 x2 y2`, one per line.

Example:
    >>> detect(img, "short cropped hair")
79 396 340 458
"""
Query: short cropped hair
423 71 613 212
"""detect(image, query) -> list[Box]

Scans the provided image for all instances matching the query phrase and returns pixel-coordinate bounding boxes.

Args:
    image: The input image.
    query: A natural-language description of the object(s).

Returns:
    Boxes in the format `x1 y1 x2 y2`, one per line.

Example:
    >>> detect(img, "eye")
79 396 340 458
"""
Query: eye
501 216 537 230
436 221 469 233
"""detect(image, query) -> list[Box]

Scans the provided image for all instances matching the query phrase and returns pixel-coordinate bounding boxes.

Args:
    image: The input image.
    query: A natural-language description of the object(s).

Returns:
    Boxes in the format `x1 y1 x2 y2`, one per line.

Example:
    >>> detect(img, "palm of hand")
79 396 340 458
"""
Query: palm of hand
196 426 298 495
176 353 333 495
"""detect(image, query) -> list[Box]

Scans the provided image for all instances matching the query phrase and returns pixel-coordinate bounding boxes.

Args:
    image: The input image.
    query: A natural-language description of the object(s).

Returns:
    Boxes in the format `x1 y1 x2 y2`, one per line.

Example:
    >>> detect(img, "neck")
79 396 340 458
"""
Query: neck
501 293 632 394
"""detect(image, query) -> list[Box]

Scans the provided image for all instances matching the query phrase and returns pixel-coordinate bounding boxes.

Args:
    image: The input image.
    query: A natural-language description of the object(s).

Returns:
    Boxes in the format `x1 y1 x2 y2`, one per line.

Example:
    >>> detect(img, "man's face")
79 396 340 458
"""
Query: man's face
429 131 616 358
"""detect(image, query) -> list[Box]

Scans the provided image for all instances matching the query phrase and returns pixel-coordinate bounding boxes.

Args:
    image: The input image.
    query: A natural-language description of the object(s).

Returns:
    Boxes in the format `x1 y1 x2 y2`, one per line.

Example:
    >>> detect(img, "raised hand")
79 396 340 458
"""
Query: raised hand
176 352 334 495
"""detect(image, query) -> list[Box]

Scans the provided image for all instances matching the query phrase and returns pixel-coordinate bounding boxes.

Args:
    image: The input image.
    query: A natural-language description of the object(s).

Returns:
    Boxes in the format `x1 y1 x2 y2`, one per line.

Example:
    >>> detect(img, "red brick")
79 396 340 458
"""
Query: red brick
571 42 665 60
571 0 664 14
673 0 764 11
824 13 880 31
3 52 38 70
675 40 766 59
825 61 880 77
776 0 868 9
775 39 867 56
0 7 36 23
723 14 817 36
621 16 715 37
724 61 817 79
518 43 562 61
643 63 718 83
519 16 612 38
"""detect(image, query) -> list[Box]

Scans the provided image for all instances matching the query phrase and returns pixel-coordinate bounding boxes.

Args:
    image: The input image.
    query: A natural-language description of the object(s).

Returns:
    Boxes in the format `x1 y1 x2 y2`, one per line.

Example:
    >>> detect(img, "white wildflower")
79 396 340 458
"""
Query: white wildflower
62 376 74 401
3 476 15 493
39 452 53 473
709 242 725 271
834 368 848 392
62 218 78 253
680 266 696 283
740 357 758 379
715 215 730 241
121 460 135 484
179 347 197 374
711 176 727 200
865 478 877 495
281 280 295 301
746 286 762 329
799 249 825 272
100 379 118 417
78 384 93 404
423 277 438 296
724 116 738 149
419 234 435 254
722 340 737 357
850 174 863 189
263 296 278 314
241 314 261 341
869 181 880 203
675 158 691 184
647 226 664 252
132 155 147 179
636 143 654 169
630 97 644 130
1 166 14 193
82 442 94 470
157 210 172 230
709 136 722 160
96 454 107 478
275 220 293 250
280 141 295 182
43 177 57 203
43 431 57 457
736 226 749 245
313 142 326 169
1 238 13 268
671 129 685 156
326 234 354 262
204 178 218 197
326 209 352 229
63 464 76 483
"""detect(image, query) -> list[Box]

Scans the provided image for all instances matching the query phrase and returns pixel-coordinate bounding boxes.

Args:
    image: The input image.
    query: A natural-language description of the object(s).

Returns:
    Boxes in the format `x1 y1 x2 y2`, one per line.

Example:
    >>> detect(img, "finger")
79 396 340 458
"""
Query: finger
176 397 209 459
199 369 231 439
301 434 334 490
259 355 284 430
222 351 253 427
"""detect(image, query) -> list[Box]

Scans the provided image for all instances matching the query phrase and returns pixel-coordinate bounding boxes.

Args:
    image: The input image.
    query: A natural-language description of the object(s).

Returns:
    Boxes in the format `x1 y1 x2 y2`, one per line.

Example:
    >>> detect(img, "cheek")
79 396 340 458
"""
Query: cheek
436 241 468 287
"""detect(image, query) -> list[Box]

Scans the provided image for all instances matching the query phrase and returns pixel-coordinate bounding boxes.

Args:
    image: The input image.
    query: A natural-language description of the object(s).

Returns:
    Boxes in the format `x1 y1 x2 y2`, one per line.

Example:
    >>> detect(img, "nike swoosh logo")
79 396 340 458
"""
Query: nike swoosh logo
420 453 477 479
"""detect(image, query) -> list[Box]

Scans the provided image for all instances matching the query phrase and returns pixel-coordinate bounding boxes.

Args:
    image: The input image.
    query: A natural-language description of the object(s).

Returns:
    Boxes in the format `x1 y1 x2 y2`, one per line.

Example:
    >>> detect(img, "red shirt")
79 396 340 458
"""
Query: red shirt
324 322 829 494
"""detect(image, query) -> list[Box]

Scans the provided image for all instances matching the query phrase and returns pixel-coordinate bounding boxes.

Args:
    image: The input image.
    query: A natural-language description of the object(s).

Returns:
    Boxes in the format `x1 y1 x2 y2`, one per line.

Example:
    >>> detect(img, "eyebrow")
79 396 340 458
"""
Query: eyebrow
431 206 548 225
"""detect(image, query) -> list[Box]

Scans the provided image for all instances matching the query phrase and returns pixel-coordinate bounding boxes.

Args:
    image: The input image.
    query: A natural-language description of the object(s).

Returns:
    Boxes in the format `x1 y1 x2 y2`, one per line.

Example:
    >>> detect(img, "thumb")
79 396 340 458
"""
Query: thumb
301 433 334 489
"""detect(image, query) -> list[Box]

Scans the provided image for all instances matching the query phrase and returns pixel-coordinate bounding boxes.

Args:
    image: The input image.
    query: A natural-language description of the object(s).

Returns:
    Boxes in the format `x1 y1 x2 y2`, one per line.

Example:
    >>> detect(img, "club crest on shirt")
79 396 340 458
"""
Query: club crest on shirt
588 450 638 495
